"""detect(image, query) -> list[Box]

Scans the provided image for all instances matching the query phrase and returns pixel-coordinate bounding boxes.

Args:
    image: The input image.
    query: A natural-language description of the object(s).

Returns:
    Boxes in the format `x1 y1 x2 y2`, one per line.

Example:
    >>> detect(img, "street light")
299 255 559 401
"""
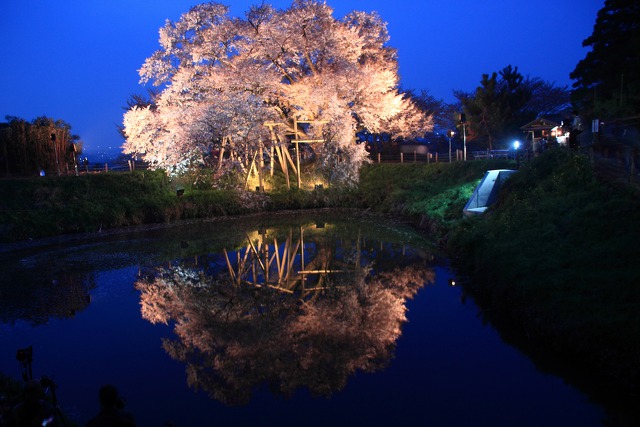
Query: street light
459 113 467 161
513 140 520 168
448 130 455 162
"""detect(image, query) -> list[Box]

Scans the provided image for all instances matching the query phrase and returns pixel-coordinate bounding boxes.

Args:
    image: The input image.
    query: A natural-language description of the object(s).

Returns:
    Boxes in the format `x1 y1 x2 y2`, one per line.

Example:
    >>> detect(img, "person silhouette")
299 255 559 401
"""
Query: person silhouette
569 110 583 150
86 384 136 427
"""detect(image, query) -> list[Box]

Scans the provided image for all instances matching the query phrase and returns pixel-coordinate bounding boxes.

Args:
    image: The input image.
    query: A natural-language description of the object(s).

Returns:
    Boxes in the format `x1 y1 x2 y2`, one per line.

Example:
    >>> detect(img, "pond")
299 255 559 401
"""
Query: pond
0 211 606 426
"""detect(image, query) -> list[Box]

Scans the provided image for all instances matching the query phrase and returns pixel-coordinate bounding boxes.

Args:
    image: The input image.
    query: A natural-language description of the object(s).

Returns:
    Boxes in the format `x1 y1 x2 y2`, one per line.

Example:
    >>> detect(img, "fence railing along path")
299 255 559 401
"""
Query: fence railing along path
368 149 513 164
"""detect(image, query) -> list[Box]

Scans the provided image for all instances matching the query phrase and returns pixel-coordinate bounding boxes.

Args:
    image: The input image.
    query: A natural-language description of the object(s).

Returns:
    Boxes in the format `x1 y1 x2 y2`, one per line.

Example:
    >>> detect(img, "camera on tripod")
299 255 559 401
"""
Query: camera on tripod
16 346 33 382
15 346 58 390
13 346 65 426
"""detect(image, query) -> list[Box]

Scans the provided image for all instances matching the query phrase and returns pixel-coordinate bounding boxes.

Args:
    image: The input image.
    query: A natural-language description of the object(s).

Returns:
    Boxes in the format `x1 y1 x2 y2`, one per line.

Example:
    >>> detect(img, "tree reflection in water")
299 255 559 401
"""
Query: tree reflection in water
135 224 434 405
0 269 95 325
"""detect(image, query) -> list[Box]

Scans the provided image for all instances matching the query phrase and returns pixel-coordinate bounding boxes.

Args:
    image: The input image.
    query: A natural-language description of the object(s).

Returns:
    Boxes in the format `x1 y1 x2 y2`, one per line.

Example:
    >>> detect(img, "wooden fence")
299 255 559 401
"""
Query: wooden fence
368 149 514 164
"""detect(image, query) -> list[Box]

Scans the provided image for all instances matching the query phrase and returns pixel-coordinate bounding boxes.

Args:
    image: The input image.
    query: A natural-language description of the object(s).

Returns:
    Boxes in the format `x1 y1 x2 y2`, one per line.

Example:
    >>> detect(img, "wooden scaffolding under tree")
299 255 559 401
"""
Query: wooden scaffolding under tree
222 225 359 297
263 119 327 189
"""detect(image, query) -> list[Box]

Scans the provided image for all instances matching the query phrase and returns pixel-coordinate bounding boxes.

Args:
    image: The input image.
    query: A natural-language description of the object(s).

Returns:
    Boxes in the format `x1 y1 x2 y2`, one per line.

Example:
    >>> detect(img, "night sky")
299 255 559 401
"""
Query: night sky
1 0 604 161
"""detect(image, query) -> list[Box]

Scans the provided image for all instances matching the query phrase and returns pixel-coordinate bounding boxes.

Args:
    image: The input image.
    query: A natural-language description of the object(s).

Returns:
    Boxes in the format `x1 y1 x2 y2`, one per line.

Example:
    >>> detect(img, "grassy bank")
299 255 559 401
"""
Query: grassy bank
0 170 356 242
0 159 509 243
357 158 513 225
447 149 640 408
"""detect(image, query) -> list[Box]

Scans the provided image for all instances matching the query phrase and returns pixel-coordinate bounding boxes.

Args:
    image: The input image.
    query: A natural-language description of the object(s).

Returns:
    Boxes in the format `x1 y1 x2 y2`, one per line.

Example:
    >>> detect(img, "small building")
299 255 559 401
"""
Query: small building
520 118 566 148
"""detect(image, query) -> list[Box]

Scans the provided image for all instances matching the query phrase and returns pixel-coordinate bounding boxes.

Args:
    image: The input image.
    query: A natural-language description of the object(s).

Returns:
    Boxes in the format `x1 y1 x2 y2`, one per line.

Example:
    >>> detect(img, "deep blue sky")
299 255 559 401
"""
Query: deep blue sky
1 0 603 161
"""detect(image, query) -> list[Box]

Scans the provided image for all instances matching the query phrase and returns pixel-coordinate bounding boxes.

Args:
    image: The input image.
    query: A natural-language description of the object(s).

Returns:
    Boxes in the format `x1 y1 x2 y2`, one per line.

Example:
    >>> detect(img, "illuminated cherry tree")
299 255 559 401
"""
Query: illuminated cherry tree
122 1 431 183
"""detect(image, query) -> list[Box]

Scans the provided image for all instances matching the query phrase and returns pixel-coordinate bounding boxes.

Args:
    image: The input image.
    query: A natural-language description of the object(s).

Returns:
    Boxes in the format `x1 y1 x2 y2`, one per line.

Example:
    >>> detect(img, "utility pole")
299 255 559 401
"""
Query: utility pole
459 113 467 161
463 123 467 161
51 133 60 176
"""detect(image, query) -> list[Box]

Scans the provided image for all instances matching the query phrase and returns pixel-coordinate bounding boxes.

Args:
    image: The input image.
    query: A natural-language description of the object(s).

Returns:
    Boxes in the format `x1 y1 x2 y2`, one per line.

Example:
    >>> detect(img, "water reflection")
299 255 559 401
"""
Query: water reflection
135 223 434 405
0 262 95 325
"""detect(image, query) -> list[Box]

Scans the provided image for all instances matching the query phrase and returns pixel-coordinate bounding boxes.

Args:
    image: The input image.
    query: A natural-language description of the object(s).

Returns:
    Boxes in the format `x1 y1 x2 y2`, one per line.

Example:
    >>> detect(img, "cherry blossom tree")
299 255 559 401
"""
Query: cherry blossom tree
122 1 431 184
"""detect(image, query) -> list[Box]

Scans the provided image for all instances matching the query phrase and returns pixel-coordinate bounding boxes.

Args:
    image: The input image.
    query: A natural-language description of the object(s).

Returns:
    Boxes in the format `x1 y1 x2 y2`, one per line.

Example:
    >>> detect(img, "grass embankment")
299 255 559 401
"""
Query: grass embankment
0 159 508 243
0 170 357 242
446 149 640 404
357 158 513 228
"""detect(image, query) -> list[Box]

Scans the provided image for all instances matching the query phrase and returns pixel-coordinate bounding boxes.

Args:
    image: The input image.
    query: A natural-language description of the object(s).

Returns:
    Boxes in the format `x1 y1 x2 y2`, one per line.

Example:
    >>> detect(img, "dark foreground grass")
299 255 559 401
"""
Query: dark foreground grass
447 149 640 405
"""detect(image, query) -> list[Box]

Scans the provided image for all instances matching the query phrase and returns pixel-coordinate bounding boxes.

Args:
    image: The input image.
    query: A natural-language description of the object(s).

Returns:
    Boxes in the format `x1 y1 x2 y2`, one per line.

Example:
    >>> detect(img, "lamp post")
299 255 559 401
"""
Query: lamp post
459 113 467 161
513 140 520 168
448 130 455 162
463 123 468 161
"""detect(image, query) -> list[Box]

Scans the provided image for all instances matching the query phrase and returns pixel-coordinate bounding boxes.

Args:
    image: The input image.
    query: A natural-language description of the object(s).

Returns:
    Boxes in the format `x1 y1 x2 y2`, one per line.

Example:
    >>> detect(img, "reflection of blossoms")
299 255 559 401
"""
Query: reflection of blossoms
136 259 433 405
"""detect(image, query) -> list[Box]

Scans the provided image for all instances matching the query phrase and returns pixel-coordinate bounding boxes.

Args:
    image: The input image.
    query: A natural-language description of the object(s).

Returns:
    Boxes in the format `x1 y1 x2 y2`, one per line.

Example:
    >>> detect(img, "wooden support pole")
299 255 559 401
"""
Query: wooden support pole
294 118 301 189
270 145 274 176
274 145 290 189
283 147 297 175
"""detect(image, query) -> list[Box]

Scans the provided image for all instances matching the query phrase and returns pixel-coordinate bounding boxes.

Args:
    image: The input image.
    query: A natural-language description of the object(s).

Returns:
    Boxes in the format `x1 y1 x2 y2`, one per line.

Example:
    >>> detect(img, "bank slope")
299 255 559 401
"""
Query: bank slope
448 149 640 404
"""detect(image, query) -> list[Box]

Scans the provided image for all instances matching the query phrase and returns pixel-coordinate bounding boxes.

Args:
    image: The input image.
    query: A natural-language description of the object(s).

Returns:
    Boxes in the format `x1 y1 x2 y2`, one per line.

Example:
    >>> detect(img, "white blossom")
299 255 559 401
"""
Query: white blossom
123 1 432 184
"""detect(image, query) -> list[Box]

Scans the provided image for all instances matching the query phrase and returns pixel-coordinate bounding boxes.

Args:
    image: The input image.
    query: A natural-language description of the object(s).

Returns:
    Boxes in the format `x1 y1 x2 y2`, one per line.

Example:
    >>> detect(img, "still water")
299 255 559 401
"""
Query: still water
0 212 605 426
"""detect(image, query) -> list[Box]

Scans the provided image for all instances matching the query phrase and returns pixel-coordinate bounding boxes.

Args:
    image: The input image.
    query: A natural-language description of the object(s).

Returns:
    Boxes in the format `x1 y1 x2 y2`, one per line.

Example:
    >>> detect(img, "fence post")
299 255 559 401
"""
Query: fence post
413 150 417 162
401 152 404 163
377 152 381 164
435 152 438 163
104 163 109 173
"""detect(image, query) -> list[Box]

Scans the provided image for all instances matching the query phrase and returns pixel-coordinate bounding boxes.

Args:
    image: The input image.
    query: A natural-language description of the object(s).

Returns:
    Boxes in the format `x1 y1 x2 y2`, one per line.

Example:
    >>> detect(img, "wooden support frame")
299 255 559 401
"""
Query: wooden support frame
222 225 357 296
265 119 328 189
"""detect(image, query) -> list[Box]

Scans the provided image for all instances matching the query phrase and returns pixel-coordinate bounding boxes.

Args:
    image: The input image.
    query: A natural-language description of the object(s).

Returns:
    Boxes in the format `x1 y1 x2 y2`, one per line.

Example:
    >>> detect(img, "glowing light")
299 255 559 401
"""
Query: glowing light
513 140 520 150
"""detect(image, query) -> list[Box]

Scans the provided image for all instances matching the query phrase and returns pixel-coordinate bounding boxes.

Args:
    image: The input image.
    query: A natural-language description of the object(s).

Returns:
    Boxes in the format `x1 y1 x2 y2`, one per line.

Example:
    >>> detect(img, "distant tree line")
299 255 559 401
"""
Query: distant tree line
452 65 571 151
0 116 82 176
570 0 639 119
408 1 639 152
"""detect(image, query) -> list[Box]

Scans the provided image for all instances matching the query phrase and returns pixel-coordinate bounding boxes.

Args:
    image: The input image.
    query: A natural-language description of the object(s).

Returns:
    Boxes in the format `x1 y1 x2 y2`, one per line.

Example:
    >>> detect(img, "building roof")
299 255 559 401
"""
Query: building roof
520 118 560 131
